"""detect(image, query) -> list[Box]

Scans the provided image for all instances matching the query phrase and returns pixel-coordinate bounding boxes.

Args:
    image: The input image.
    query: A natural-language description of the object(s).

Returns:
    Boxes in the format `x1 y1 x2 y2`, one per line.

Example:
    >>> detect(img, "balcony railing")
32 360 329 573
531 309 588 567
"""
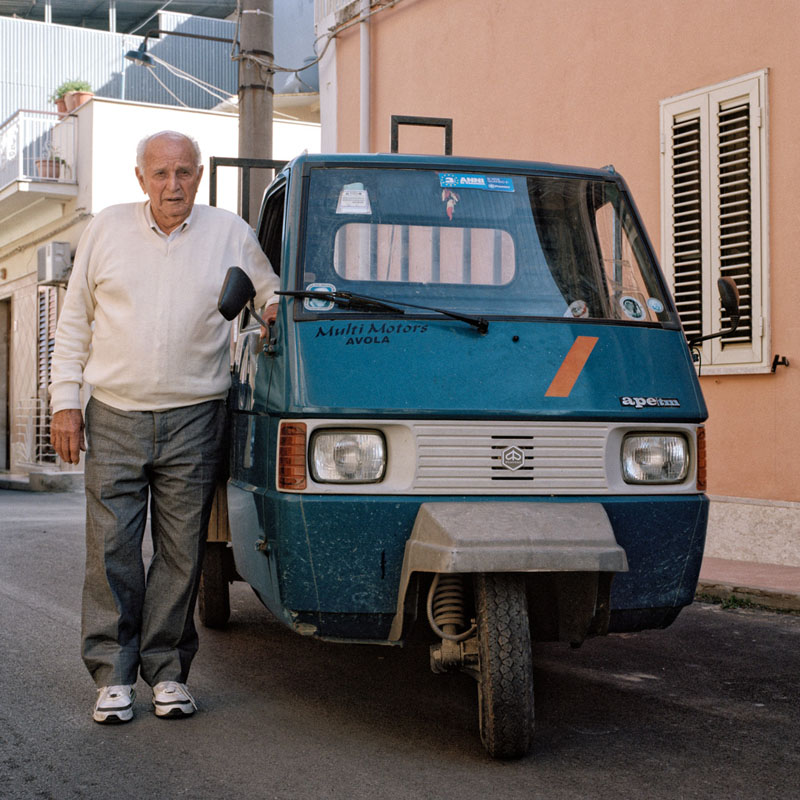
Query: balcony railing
0 110 77 193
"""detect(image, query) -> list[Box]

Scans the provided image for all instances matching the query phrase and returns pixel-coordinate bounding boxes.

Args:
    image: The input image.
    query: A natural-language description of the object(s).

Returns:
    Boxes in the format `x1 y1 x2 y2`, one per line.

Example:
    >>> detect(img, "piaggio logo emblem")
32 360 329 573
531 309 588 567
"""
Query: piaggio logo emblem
500 446 525 470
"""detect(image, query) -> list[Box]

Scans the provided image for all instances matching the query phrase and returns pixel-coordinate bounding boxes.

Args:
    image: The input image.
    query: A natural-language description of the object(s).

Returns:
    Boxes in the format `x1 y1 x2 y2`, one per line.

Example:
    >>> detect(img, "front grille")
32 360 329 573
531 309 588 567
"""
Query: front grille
490 436 535 481
411 421 609 495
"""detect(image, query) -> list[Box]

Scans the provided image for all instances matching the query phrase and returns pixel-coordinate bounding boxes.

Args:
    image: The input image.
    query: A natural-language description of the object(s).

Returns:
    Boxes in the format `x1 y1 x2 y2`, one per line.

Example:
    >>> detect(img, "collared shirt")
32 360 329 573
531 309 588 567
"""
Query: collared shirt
144 201 194 242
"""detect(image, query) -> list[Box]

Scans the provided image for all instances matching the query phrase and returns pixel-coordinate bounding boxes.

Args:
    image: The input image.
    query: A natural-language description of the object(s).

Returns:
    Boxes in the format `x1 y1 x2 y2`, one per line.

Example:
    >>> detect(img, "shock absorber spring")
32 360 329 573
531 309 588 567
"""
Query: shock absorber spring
426 573 477 642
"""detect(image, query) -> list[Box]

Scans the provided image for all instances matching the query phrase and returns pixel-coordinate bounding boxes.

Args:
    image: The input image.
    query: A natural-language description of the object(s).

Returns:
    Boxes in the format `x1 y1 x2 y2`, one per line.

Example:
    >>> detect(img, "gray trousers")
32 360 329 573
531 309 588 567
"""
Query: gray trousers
81 397 226 687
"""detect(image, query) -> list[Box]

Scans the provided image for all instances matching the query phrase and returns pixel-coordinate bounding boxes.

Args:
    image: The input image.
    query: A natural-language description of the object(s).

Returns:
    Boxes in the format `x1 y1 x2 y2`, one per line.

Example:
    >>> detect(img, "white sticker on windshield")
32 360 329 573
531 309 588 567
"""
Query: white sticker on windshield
304 282 336 311
564 300 589 319
620 295 645 320
336 183 372 214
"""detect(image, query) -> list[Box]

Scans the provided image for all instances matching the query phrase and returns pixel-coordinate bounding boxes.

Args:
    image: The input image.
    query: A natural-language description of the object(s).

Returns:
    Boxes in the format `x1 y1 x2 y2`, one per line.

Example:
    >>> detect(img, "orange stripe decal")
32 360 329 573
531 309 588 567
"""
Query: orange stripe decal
545 336 599 397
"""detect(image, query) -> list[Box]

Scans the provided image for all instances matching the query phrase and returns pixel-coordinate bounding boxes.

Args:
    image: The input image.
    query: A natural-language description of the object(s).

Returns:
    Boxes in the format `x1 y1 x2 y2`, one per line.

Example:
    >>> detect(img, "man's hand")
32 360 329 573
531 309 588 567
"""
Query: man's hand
51 409 86 465
260 303 278 339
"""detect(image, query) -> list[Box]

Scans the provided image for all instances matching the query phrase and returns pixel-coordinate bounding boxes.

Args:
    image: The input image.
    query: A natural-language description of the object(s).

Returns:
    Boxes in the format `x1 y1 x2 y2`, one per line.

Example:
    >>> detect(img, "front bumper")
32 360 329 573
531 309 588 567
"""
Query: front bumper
240 491 708 640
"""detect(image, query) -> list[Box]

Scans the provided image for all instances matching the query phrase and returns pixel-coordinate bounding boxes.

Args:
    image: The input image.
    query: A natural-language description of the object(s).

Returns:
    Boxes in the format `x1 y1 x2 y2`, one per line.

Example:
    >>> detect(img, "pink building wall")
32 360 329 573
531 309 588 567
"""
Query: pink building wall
331 0 800 504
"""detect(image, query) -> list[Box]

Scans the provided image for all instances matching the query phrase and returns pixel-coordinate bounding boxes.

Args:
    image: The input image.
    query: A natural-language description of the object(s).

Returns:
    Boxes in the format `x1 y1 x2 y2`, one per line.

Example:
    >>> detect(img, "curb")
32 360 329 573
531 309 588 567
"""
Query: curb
696 580 800 613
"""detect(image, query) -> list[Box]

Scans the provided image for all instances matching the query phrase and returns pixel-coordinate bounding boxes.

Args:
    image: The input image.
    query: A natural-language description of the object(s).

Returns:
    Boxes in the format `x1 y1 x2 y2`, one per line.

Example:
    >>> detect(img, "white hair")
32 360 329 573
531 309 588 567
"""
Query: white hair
136 131 202 172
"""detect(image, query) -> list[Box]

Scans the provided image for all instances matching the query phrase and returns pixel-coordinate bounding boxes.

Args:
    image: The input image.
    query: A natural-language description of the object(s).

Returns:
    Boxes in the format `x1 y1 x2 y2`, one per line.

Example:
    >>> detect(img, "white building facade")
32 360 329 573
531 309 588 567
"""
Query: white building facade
0 96 319 487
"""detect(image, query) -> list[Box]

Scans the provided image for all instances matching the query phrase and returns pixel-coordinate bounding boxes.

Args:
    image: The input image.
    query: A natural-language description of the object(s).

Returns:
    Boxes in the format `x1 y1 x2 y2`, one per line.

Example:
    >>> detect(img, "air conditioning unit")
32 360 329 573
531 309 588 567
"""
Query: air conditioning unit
37 241 72 284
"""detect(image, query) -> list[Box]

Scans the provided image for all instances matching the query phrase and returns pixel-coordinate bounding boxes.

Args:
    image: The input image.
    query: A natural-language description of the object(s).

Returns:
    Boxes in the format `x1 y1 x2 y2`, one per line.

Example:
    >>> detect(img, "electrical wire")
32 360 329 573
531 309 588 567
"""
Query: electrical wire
144 53 301 119
149 54 233 105
146 66 188 107
231 0 407 76
128 0 176 35
123 1 410 112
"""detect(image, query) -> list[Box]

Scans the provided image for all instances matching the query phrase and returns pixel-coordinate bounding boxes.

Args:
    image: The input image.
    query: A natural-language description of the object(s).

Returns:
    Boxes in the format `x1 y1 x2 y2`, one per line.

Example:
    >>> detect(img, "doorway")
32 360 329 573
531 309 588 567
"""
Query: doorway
0 298 9 471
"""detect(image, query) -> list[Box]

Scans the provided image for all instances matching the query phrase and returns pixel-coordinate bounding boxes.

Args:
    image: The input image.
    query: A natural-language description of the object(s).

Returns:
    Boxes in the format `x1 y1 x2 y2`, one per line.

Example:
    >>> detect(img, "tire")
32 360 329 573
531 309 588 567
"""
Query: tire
474 572 535 759
198 542 231 628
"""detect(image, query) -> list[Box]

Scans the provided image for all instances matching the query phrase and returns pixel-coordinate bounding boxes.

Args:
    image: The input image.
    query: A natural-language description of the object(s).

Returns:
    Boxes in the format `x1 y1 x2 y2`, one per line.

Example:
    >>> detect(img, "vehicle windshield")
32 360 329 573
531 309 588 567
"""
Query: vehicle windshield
297 166 675 326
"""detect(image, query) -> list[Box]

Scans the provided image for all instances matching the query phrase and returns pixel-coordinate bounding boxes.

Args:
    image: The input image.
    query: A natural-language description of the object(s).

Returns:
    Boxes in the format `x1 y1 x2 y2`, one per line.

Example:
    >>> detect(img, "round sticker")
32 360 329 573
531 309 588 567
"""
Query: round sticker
564 299 589 319
620 295 645 320
647 297 665 313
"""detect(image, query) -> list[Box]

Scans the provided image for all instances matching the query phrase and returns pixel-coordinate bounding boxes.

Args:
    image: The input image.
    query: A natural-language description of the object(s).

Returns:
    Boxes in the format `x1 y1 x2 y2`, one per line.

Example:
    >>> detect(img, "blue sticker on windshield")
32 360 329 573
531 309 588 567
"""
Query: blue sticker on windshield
486 176 515 192
439 173 515 192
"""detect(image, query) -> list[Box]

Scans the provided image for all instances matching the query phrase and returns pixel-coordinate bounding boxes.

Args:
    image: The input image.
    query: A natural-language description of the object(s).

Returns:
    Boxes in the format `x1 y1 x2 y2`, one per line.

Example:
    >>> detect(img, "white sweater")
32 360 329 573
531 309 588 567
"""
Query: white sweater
50 202 280 412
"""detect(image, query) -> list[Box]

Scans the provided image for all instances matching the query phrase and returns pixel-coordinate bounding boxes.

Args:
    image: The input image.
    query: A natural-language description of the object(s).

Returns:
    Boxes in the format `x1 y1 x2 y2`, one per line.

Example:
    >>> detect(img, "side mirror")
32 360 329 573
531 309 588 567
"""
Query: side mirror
218 267 256 321
688 277 741 347
717 276 740 333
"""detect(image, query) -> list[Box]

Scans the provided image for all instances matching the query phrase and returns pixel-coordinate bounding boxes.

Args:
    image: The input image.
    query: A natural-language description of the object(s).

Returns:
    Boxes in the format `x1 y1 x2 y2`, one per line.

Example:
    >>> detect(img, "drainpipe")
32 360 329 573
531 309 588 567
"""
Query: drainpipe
359 0 370 153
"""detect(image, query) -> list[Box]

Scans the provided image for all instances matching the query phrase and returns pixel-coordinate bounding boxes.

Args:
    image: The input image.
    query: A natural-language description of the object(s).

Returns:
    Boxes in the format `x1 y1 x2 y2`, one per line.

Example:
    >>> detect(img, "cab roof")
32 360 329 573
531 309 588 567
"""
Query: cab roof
287 152 622 182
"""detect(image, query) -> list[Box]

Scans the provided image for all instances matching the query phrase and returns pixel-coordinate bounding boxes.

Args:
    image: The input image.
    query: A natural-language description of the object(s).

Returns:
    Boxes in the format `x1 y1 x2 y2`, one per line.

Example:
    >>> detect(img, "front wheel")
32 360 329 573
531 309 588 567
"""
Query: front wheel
474 573 534 759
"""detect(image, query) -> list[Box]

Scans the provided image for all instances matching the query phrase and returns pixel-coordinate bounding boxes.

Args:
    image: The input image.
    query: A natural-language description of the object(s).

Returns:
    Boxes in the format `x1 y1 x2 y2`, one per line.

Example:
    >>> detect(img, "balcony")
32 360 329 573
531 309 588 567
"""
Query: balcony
0 110 79 240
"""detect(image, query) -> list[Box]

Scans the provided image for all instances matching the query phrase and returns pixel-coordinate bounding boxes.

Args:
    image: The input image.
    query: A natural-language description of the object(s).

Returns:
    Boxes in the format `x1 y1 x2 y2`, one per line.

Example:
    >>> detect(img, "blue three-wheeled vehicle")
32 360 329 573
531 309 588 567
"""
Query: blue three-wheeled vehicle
204 142 738 759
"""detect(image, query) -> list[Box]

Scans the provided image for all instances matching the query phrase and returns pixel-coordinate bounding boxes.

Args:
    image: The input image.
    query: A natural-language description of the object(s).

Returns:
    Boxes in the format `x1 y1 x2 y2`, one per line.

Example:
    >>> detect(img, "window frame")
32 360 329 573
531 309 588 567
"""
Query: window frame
295 165 675 327
660 70 770 373
235 176 287 334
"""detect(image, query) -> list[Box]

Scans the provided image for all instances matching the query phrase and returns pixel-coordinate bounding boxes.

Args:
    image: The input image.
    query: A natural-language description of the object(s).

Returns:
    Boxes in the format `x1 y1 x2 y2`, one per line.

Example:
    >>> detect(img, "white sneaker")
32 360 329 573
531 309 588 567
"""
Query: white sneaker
152 681 197 718
92 685 136 724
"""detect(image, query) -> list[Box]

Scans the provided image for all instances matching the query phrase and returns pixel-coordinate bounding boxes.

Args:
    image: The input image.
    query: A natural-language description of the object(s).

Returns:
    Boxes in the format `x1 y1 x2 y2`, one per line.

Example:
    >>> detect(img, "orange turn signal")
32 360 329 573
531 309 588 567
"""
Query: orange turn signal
278 422 307 490
696 426 706 492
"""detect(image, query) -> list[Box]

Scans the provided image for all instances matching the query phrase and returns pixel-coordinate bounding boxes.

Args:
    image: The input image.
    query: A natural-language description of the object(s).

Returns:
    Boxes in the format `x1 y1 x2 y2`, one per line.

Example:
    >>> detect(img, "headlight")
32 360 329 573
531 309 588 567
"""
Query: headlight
310 429 386 483
621 434 689 484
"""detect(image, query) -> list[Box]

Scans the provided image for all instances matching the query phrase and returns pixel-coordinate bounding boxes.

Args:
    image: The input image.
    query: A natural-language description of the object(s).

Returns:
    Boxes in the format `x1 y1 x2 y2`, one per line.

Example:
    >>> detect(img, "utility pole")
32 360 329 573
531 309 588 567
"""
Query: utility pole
238 0 274 226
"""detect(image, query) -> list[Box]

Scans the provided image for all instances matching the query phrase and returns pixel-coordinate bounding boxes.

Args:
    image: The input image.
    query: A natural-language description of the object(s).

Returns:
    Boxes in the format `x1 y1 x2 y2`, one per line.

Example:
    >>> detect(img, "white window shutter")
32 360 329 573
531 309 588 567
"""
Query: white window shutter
661 71 769 372
670 112 705 342
37 286 58 464
709 77 765 367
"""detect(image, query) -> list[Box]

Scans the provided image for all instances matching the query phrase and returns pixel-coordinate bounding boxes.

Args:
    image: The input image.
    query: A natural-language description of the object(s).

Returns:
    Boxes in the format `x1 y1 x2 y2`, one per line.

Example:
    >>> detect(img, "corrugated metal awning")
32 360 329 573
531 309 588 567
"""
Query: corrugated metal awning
0 1 236 34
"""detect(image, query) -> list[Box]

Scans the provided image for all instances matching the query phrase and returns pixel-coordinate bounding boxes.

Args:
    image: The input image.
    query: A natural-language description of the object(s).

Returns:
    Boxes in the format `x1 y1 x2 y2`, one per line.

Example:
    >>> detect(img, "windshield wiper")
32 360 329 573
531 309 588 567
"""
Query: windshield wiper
277 290 489 334
277 290 405 315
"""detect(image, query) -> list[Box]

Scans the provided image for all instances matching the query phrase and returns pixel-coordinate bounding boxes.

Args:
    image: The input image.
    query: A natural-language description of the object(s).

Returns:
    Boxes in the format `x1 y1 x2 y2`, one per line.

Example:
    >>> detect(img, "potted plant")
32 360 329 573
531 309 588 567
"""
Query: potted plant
35 147 66 179
49 80 93 114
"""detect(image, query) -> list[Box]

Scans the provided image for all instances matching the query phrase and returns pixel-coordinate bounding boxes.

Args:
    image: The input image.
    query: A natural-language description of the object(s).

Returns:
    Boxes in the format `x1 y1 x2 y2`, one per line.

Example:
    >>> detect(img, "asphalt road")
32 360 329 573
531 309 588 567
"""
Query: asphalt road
1 490 798 800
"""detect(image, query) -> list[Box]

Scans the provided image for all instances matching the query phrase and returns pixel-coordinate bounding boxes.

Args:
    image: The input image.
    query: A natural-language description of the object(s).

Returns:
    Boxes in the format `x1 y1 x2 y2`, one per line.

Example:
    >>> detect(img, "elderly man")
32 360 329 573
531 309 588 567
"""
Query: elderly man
50 131 279 723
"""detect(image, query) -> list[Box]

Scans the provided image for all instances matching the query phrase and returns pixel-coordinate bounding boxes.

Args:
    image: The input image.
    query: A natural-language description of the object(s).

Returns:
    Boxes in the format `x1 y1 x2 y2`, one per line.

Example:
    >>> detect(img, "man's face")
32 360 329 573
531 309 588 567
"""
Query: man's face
135 134 203 233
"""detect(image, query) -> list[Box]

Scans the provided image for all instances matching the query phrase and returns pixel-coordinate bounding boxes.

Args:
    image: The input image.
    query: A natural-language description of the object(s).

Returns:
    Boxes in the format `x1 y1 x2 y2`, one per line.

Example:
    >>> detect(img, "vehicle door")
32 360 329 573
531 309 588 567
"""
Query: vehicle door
229 176 287 489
